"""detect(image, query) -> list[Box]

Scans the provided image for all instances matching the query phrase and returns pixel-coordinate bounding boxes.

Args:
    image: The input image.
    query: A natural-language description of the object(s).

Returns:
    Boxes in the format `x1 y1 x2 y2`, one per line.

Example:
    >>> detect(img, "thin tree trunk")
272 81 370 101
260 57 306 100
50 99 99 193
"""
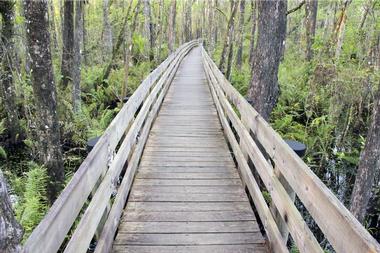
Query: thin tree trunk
72 1 83 113
122 0 142 99
0 1 23 145
60 0 74 88
322 1 337 42
358 0 374 59
247 0 287 121
305 0 318 61
102 0 113 59
143 0 154 61
168 0 177 53
208 0 215 53
214 0 219 46
235 0 246 71
156 0 165 61
24 0 65 203
359 0 372 30
226 0 239 80
82 2 88 65
100 0 136 85
248 0 257 67
219 0 238 75
333 0 352 59
184 0 192 42
350 88 380 223
0 170 22 253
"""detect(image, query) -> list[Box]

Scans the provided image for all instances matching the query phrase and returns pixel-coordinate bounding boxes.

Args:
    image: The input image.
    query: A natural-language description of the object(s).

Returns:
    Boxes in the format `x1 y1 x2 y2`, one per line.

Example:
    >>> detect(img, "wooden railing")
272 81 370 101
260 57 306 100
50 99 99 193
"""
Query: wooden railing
23 40 198 253
201 46 380 253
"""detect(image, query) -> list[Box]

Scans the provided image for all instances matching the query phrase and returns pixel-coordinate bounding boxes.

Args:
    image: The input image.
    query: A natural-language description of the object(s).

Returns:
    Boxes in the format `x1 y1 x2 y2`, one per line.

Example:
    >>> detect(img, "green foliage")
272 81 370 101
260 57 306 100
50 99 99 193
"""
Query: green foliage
132 33 146 55
0 119 7 159
15 162 48 240
0 146 6 159
262 190 272 205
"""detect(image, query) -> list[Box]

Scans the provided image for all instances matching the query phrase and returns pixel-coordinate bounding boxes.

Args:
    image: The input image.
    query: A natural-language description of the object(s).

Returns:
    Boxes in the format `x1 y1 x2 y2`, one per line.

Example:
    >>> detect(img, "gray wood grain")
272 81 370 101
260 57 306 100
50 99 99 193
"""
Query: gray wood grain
113 245 268 253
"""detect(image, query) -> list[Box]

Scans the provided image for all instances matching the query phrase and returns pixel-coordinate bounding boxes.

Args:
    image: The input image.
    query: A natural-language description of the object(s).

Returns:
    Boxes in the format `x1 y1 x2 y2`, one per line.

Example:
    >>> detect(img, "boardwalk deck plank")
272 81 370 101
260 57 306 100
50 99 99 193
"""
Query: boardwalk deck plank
112 47 267 252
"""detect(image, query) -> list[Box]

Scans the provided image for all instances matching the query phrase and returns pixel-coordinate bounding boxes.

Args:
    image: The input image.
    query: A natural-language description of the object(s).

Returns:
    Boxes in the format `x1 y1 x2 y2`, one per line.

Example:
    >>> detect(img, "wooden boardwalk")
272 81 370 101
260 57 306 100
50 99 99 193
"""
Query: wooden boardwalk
24 42 380 253
112 47 267 252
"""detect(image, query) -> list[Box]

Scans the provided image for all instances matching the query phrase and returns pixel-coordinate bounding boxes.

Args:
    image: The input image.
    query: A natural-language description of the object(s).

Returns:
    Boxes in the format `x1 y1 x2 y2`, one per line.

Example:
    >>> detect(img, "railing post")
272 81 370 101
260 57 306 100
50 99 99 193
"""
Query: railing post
270 140 306 243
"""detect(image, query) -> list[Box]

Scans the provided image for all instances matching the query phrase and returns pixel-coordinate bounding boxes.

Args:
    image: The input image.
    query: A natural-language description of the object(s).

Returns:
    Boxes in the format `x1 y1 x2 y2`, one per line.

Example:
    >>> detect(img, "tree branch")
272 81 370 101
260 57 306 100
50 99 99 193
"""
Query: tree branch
286 0 305 15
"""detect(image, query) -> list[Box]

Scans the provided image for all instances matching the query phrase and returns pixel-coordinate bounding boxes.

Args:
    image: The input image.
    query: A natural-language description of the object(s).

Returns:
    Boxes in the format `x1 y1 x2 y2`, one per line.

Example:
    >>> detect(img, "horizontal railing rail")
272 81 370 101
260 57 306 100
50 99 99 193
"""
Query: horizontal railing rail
201 46 380 253
23 40 198 253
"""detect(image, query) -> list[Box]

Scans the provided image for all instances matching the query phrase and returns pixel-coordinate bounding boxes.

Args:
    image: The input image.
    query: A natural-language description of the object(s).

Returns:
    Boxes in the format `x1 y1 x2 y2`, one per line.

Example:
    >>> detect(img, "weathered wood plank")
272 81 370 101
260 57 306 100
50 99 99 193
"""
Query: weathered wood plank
141 156 233 162
125 202 252 212
113 233 265 245
132 179 243 186
117 221 260 233
112 245 268 253
137 167 235 174
136 172 239 179
131 185 244 194
128 192 248 202
121 210 256 222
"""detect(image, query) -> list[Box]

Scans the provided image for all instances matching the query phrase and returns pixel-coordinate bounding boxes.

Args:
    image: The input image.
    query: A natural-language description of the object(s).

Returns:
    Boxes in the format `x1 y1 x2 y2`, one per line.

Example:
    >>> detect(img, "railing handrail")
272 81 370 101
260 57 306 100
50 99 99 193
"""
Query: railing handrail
23 40 198 253
201 46 380 253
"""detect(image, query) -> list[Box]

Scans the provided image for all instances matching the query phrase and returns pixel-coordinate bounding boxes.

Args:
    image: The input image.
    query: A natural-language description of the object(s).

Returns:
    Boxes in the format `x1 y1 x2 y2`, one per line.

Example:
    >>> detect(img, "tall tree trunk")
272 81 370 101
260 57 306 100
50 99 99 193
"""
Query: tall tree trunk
305 0 318 61
20 3 32 74
248 0 257 67
235 0 246 71
48 0 58 51
156 0 165 62
333 0 352 59
184 0 192 42
214 0 219 46
247 0 287 121
219 0 238 75
0 1 22 145
208 0 215 53
168 0 177 53
350 88 380 223
226 0 239 80
60 0 74 88
143 0 154 61
102 0 113 59
0 170 23 253
23 0 65 203
72 1 84 113
82 2 88 65
122 0 142 99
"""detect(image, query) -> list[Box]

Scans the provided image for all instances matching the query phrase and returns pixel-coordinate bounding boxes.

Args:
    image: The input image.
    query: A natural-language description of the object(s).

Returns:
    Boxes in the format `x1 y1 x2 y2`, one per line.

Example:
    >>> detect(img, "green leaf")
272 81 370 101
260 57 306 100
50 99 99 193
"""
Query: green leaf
23 139 34 149
0 146 7 159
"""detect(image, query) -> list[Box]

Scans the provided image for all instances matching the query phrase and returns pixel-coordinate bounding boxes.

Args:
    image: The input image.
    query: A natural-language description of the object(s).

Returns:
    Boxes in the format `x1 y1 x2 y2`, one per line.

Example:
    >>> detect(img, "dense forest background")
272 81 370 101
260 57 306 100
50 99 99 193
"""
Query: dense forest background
0 0 379 250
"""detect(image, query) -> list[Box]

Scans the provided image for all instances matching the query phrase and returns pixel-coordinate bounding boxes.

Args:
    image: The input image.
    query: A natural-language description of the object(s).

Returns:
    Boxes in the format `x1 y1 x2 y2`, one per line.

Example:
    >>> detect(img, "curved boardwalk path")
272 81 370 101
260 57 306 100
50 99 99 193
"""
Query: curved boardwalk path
112 47 267 252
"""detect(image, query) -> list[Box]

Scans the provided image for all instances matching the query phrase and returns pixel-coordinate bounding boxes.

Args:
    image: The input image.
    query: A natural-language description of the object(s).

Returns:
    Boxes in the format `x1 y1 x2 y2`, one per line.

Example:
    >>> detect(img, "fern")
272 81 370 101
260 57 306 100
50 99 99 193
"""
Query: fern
16 162 48 240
